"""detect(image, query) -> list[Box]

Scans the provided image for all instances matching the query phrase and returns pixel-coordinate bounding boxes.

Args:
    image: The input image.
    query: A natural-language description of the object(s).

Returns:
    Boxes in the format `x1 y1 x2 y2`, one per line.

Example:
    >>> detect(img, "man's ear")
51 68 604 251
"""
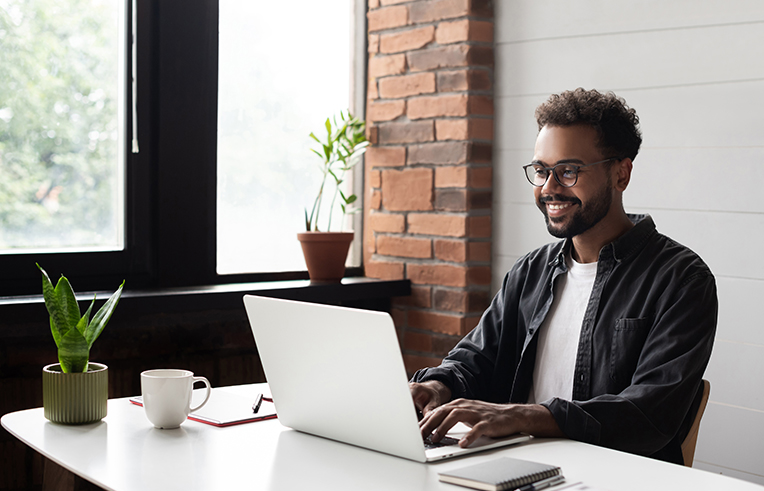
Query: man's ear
613 158 633 192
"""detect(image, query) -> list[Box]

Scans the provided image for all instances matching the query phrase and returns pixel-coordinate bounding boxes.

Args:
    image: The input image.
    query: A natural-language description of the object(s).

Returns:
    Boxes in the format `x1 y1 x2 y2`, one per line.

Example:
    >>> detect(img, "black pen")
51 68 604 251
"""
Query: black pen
252 393 263 413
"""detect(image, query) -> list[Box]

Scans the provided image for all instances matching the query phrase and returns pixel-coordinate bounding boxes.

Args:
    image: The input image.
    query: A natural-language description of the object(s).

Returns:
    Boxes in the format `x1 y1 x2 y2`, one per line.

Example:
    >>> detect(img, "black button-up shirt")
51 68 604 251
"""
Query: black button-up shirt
412 214 717 464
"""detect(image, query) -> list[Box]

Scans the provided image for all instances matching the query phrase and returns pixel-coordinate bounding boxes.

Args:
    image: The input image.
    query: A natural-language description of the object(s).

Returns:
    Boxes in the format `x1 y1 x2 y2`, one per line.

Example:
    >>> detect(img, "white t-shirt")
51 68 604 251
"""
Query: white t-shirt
527 254 597 404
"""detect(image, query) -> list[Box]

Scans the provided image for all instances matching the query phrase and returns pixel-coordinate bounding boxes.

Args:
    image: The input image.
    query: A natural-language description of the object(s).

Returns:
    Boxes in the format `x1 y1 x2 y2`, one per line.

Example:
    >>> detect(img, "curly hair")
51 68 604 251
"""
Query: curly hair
535 88 642 161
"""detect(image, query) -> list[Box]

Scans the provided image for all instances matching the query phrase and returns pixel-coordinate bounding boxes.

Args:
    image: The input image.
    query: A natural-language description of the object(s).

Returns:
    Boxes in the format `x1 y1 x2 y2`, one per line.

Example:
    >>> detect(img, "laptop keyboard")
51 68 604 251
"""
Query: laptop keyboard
423 435 459 449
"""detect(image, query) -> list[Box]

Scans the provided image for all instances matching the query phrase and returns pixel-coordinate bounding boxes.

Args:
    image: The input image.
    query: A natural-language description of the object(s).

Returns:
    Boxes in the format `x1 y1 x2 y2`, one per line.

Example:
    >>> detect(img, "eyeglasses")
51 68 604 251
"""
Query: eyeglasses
522 158 619 188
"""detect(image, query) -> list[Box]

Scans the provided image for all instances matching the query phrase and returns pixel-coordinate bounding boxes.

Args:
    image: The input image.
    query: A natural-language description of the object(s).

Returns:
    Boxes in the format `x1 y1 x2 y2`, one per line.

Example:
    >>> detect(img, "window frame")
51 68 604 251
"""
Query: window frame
0 0 367 297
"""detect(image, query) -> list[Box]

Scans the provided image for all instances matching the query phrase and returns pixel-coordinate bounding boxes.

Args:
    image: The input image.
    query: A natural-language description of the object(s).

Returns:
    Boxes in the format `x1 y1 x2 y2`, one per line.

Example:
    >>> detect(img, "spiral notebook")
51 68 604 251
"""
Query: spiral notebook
438 457 562 491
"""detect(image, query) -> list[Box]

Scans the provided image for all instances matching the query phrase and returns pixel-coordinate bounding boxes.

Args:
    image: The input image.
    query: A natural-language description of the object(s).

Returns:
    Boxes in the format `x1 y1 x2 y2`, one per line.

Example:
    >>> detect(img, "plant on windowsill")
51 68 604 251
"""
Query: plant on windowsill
38 264 124 424
298 111 368 282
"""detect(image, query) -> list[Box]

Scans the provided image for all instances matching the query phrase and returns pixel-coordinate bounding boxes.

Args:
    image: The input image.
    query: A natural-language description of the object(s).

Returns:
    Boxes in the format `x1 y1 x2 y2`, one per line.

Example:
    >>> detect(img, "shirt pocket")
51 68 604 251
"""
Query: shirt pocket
610 317 651 385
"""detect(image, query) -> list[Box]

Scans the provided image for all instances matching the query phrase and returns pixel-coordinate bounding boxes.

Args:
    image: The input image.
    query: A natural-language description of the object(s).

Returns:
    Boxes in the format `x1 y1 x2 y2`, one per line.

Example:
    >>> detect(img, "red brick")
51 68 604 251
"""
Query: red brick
468 215 491 238
469 95 494 115
380 0 409 5
393 285 432 308
408 263 467 287
378 72 436 99
368 5 408 32
408 45 469 72
435 166 468 188
380 26 435 54
409 0 492 23
437 69 492 92
436 19 493 44
408 213 466 237
378 121 435 144
408 309 465 335
467 266 491 285
408 45 493 72
463 315 481 334
369 170 382 189
434 239 467 262
370 189 382 209
403 354 443 375
369 212 406 232
435 189 467 211
433 289 490 313
469 142 493 163
432 335 460 356
369 54 407 77
368 77 379 100
391 308 406 328
435 119 496 142
367 125 379 144
468 241 491 261
468 166 492 188
369 0 380 8
366 146 406 167
369 34 380 54
408 94 468 120
403 330 434 352
365 260 405 280
377 235 432 258
381 167 433 211
367 100 406 122
408 141 469 165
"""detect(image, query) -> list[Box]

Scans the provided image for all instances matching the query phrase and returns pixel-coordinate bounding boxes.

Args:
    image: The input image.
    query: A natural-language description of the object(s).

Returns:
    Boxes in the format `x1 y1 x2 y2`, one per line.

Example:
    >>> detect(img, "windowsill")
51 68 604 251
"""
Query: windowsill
0 277 411 321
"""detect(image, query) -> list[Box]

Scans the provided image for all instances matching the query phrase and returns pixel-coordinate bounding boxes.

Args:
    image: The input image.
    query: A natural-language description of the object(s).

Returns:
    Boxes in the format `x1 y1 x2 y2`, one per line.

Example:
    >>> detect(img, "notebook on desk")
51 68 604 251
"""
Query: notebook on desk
242 295 530 463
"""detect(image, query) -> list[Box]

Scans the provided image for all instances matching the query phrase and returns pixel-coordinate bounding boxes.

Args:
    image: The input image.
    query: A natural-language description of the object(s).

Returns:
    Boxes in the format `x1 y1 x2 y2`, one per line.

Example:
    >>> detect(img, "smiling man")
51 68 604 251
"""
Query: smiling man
410 88 718 465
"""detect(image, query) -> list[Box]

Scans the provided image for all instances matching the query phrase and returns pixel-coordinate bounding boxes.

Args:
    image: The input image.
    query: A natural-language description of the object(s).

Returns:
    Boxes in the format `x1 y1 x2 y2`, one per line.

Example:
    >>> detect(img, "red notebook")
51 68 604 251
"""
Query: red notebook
130 388 277 427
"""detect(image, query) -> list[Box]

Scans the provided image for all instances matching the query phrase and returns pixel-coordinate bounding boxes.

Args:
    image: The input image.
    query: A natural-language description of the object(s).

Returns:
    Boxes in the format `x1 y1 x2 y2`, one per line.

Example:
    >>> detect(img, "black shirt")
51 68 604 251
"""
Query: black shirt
412 214 717 464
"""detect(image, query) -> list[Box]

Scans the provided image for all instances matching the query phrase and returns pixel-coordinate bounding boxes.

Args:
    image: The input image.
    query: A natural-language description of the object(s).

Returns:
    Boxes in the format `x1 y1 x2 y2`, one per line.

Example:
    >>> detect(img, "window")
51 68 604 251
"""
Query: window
216 0 359 275
0 0 367 297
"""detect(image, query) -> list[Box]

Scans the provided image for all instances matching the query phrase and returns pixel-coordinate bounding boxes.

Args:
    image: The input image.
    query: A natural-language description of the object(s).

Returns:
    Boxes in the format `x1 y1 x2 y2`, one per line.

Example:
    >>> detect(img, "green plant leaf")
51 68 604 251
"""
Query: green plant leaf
58 328 89 373
345 194 357 205
85 280 124 349
38 264 79 347
77 295 95 336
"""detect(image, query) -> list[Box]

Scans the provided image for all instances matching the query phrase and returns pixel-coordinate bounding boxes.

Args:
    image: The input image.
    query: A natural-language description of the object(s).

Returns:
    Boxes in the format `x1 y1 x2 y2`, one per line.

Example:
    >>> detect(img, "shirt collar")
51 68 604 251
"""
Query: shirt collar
549 213 656 267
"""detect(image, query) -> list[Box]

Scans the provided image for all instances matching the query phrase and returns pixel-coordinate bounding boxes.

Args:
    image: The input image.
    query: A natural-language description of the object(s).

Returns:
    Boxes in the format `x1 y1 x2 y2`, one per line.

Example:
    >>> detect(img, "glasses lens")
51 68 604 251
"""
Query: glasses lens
526 164 548 186
553 164 578 187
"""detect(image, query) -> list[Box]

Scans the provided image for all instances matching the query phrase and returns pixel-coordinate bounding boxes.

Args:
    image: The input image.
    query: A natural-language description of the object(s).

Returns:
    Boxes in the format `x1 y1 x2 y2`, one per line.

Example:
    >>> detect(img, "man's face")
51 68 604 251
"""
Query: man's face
532 124 614 239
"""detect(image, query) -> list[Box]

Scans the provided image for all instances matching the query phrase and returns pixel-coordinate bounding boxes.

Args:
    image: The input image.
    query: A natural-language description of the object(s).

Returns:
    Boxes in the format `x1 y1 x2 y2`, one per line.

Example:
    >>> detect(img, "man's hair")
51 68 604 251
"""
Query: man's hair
535 88 642 161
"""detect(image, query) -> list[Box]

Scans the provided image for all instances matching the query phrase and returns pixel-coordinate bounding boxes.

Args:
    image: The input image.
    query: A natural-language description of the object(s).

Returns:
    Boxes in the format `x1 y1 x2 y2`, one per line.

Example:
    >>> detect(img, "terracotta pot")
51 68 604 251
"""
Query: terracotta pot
42 362 108 424
297 231 354 282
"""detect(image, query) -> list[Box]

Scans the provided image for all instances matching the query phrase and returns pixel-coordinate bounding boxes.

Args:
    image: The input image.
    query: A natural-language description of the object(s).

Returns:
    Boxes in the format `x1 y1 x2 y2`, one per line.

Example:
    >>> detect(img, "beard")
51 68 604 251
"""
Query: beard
537 179 613 239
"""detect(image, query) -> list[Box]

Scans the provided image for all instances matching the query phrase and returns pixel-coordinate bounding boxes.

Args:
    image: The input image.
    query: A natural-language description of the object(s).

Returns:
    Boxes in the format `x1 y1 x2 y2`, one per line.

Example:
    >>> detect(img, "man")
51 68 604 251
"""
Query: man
410 88 717 465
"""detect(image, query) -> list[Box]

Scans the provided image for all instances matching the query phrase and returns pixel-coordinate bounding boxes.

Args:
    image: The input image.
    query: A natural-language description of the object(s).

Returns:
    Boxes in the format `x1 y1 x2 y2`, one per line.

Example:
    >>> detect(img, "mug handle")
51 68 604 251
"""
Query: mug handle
190 376 212 412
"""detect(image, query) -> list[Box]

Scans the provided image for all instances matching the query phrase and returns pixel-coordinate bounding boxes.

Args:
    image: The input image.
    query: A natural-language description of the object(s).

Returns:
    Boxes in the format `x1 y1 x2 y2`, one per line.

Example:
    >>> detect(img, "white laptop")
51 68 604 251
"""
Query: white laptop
243 295 530 463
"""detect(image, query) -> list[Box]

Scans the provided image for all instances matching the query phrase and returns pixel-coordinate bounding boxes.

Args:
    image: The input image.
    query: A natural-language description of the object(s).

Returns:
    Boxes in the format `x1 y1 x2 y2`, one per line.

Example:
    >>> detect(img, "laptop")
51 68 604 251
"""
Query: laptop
243 295 530 462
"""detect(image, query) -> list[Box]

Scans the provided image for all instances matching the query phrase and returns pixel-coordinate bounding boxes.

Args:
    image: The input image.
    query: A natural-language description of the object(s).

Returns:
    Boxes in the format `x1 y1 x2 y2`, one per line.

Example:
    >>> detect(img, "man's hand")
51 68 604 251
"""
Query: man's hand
409 380 452 417
419 399 564 448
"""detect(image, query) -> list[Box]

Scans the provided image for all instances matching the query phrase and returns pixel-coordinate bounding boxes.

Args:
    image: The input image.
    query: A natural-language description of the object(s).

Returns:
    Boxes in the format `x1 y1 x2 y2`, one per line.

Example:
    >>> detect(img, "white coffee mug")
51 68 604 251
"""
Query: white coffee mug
140 369 211 429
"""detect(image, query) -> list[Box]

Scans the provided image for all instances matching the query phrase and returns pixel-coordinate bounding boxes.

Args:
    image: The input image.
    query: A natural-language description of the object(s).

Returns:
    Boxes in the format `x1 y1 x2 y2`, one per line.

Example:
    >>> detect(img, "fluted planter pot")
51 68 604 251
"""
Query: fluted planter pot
42 362 108 424
297 231 354 282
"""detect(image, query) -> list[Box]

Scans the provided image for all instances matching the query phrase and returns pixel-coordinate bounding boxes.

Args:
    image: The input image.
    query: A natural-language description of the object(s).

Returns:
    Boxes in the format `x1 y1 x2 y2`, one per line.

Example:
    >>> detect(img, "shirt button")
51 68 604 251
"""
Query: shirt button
579 374 585 381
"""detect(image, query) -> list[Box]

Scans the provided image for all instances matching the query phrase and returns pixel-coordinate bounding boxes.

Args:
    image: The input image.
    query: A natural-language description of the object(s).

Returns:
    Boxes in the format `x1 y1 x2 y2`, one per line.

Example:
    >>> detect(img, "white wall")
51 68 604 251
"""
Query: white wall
493 1 764 483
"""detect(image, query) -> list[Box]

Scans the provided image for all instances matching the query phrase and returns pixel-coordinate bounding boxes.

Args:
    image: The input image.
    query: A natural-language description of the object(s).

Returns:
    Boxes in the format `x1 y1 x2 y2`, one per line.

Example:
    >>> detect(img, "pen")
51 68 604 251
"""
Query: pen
252 393 263 413
515 474 565 491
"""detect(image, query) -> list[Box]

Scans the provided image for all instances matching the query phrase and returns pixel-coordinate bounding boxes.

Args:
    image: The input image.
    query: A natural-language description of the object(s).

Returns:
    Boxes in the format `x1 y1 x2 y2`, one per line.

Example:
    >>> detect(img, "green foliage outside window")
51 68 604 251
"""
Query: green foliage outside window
0 0 121 250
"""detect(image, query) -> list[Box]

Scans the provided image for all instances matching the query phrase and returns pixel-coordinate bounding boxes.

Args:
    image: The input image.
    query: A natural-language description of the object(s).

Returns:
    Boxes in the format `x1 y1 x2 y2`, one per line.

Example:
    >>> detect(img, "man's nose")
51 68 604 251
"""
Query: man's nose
541 170 564 195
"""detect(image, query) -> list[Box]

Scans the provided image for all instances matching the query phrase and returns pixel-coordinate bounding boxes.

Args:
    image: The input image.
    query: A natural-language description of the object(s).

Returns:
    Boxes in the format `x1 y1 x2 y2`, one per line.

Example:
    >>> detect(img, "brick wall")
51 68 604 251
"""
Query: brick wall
364 0 494 375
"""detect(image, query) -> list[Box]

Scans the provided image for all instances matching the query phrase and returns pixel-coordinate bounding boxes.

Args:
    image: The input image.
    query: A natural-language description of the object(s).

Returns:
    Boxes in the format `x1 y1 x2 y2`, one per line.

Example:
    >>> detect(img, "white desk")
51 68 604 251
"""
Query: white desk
3 384 761 491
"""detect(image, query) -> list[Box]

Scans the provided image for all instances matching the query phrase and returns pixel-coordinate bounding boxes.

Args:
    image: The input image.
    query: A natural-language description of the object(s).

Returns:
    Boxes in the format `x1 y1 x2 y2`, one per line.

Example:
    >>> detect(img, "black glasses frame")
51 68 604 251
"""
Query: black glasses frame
522 157 619 188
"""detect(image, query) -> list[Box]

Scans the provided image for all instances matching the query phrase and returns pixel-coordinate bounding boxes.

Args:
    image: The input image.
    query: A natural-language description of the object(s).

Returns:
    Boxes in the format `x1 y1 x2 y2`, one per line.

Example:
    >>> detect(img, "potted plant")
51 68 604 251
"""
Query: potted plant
38 264 124 424
298 111 368 282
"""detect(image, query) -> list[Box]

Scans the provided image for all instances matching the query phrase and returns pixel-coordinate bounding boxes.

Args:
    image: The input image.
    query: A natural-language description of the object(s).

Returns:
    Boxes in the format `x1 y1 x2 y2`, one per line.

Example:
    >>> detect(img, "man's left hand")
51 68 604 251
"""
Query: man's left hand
419 399 564 448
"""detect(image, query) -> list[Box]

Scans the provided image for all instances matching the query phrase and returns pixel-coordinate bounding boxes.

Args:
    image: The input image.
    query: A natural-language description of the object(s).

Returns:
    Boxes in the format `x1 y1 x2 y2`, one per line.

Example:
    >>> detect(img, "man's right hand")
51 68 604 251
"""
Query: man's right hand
409 380 452 417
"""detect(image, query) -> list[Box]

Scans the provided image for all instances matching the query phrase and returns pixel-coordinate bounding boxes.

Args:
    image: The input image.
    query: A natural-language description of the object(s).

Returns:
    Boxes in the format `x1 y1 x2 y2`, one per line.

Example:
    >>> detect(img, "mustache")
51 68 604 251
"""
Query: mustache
538 195 582 206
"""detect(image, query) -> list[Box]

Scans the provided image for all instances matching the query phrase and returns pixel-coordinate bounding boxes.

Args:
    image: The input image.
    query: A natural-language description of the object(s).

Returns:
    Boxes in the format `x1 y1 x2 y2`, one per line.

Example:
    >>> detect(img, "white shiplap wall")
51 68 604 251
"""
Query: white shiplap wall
493 1 764 484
